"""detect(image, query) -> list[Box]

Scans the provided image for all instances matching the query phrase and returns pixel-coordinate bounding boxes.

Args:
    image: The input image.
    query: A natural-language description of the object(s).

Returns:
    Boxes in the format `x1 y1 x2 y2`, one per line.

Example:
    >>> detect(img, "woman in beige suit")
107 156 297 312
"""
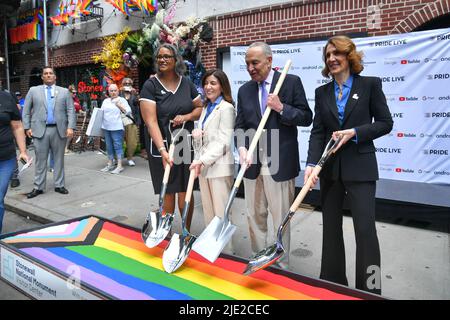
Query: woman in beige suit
190 70 236 249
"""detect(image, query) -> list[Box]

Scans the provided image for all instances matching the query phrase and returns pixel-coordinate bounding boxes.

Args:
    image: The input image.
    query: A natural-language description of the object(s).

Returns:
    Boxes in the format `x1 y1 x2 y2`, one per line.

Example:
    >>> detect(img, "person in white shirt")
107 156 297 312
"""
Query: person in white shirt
100 84 131 174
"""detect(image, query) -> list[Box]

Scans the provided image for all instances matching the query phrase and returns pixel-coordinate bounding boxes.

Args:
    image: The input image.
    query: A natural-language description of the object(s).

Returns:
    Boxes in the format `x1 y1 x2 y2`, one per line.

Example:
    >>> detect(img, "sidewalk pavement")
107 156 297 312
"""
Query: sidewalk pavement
4 150 450 300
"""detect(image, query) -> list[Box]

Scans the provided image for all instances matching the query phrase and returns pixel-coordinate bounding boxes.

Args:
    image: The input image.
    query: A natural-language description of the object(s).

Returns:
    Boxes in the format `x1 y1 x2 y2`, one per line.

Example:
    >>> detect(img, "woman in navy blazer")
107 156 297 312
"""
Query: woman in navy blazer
305 36 393 295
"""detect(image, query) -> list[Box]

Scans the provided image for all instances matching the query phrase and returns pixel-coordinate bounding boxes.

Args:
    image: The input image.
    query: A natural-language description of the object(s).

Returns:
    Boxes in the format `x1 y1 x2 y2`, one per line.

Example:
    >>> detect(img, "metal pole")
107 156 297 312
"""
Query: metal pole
4 16 10 91
43 0 49 66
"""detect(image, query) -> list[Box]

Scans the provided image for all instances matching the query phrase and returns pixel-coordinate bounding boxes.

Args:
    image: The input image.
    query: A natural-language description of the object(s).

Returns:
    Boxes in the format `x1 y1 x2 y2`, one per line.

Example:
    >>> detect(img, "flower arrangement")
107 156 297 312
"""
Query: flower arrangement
92 27 132 85
93 27 131 71
121 6 213 90
92 2 213 89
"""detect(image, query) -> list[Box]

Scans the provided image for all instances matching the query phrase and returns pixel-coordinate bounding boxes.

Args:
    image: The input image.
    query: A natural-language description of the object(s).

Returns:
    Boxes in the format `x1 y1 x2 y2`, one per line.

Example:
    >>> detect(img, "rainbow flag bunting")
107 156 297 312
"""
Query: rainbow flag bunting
9 8 44 45
106 0 157 16
50 0 94 26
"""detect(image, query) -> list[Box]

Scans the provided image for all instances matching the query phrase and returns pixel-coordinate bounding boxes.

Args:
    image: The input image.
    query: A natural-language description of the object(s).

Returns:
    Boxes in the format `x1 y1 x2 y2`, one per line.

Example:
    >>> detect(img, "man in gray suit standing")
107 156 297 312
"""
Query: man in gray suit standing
22 66 76 198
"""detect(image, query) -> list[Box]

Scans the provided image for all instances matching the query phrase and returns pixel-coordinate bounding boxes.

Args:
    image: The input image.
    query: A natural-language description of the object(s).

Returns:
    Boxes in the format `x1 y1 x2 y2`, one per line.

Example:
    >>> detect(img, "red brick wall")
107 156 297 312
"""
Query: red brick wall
50 38 103 68
11 38 139 93
49 38 139 88
14 51 45 95
200 0 450 69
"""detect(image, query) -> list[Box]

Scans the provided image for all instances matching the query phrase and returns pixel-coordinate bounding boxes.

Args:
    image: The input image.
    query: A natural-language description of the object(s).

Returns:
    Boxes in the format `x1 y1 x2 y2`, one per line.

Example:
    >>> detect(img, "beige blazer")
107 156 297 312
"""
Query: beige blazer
198 99 236 179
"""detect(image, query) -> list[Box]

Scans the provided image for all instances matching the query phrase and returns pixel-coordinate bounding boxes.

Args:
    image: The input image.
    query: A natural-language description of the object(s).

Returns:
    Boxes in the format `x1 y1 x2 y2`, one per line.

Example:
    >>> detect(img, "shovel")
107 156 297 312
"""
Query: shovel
243 136 342 275
141 121 186 248
18 157 33 177
192 59 293 263
162 168 197 273
75 112 88 144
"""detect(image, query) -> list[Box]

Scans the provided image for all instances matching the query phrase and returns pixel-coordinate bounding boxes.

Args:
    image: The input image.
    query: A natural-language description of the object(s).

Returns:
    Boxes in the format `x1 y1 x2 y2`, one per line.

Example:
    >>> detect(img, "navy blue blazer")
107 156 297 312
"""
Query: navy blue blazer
306 75 393 181
235 70 313 181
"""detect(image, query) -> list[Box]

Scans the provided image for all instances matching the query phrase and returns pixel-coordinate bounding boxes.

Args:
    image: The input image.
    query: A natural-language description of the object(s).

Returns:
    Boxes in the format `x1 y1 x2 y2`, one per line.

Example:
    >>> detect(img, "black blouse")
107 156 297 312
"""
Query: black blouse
140 76 200 142
0 91 21 161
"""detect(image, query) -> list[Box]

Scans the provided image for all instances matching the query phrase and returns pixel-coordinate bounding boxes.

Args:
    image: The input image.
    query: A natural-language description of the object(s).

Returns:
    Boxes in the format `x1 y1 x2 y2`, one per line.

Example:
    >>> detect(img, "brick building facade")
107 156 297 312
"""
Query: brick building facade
5 0 450 94
200 0 450 69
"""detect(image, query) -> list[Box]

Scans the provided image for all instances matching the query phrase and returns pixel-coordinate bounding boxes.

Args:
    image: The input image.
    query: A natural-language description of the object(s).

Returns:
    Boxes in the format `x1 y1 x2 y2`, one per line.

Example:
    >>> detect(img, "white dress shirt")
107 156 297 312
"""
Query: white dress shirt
44 84 56 99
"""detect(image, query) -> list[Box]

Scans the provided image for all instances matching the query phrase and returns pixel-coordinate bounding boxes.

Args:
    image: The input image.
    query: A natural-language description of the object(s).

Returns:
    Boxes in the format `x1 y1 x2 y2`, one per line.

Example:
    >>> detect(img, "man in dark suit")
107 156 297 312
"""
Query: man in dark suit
235 42 312 268
22 66 76 198
305 36 393 295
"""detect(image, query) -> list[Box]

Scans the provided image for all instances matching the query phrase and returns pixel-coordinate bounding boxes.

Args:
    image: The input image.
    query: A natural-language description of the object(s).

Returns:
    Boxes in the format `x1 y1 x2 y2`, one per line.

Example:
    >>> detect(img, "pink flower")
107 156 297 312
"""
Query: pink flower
167 35 176 44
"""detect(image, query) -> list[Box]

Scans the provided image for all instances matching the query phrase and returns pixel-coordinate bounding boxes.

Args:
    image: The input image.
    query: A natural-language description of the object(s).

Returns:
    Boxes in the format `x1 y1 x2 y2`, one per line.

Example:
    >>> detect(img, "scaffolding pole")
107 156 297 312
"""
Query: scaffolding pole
3 16 10 91
43 0 49 66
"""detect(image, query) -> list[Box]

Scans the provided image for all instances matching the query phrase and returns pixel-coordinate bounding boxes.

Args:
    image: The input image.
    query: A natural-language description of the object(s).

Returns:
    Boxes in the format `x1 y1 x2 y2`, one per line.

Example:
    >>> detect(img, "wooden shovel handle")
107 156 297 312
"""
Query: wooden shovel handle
162 143 175 184
185 169 197 202
234 59 293 188
289 165 322 212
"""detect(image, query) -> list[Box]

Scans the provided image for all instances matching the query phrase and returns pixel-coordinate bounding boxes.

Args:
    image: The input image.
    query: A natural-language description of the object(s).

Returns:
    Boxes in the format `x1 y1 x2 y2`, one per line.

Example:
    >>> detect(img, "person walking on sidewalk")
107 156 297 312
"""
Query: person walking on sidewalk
120 78 139 167
100 84 131 174
22 66 76 199
64 85 82 155
0 90 30 233
9 92 22 188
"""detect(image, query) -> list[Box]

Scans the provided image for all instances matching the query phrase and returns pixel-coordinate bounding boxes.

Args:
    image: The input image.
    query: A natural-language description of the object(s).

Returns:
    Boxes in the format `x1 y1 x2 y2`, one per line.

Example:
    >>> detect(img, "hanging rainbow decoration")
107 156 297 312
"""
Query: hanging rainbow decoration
50 0 94 26
9 8 44 45
0 216 379 300
106 0 157 16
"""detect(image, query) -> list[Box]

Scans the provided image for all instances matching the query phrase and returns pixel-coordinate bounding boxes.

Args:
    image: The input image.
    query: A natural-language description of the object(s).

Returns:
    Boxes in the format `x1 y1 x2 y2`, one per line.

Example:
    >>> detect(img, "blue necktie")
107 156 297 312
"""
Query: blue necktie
46 86 55 124
260 81 268 115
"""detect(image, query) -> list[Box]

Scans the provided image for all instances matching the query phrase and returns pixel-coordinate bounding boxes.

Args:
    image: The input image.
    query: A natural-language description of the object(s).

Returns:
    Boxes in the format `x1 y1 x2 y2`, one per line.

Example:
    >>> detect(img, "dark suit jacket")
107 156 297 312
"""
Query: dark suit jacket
235 70 313 181
306 75 393 181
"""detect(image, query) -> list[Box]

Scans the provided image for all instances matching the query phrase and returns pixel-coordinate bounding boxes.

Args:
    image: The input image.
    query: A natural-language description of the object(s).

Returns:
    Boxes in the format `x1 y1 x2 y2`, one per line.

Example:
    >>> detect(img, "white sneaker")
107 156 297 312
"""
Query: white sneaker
110 167 124 174
127 159 136 166
100 164 115 172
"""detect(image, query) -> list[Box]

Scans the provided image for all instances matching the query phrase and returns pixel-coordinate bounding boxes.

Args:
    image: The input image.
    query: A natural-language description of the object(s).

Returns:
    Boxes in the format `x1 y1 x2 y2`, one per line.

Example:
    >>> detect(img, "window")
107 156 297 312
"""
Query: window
56 64 106 111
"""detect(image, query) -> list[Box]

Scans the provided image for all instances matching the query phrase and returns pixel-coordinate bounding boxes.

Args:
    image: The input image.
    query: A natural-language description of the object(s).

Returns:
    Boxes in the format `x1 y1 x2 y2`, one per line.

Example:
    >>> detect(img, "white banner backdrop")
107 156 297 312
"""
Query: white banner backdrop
230 27 450 185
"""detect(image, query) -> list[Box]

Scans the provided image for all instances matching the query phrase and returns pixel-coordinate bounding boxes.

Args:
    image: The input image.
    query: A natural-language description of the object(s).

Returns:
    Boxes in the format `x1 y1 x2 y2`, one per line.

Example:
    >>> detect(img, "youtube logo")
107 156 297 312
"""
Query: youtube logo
399 97 406 101
397 133 404 137
401 60 408 64
396 168 402 172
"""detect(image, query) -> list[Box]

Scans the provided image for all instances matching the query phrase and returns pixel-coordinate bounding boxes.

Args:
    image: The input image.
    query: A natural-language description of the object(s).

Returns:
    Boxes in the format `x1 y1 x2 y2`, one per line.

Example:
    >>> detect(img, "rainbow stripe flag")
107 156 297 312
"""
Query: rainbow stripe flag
1 216 378 300
106 0 157 16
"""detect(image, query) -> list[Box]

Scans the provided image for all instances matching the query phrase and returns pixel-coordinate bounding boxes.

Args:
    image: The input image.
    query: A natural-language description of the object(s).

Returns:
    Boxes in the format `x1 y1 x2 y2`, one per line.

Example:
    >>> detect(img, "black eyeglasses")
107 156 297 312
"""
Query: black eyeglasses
156 55 175 61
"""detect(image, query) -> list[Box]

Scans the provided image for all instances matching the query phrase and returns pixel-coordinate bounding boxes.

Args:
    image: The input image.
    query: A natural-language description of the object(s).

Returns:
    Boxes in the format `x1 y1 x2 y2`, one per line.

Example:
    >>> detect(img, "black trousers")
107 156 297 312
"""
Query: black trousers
319 177 381 295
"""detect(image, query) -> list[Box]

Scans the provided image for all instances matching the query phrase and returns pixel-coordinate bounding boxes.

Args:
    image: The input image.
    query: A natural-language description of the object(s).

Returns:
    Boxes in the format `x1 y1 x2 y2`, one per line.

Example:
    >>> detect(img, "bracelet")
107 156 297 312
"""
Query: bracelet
158 146 166 152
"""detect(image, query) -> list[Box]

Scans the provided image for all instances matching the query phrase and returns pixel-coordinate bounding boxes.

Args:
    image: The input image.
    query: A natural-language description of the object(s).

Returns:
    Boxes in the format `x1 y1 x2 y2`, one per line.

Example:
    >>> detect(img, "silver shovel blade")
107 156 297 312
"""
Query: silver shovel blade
243 243 285 276
192 216 236 263
162 233 197 273
141 210 174 248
